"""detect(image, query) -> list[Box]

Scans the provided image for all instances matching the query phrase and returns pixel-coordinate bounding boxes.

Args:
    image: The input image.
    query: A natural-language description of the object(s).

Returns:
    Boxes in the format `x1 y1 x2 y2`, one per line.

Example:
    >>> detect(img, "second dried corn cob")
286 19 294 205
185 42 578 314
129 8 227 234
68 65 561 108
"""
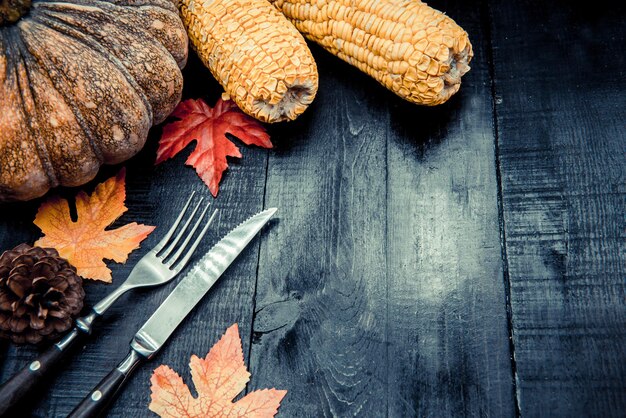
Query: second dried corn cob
179 0 319 122
269 0 473 106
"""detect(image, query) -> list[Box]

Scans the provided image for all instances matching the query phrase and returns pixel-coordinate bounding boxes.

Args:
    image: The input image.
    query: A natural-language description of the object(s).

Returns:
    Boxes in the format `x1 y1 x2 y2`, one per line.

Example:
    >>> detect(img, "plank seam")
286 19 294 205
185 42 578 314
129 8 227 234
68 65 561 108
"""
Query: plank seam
384 100 390 418
245 148 271 389
483 0 521 416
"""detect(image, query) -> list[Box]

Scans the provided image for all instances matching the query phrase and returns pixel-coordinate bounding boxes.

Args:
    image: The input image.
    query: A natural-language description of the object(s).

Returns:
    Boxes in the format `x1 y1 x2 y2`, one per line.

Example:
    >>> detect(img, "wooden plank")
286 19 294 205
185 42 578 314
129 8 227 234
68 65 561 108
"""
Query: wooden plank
0 53 268 417
248 1 515 415
250 43 389 416
490 1 626 416
385 0 515 415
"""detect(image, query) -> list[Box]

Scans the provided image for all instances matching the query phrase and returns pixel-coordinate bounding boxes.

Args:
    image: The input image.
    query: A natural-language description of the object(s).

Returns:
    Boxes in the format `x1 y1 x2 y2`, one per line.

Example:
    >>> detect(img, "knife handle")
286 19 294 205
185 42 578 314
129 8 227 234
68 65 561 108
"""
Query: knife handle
68 349 143 418
0 328 87 417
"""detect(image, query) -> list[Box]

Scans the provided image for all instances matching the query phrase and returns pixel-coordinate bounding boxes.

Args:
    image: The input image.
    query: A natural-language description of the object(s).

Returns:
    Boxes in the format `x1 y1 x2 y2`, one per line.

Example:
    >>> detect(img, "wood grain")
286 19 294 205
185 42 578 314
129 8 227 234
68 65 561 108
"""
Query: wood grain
247 1 515 416
249 43 389 416
489 0 626 416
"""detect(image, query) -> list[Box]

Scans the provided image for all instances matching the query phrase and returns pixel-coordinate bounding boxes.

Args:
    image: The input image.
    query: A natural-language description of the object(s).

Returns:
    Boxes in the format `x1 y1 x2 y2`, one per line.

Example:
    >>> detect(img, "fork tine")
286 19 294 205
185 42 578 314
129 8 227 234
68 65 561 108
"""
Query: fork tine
152 192 196 253
171 209 219 272
165 203 211 267
159 197 204 259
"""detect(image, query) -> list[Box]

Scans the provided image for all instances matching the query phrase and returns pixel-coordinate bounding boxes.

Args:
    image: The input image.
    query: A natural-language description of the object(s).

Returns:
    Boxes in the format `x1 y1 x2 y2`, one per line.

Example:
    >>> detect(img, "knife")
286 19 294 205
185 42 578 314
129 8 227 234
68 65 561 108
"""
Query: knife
67 208 277 418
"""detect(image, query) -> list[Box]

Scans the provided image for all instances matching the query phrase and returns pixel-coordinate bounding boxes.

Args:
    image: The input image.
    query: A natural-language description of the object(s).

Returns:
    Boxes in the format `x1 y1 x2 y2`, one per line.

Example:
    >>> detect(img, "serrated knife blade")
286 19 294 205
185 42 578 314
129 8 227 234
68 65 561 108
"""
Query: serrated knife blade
67 208 277 418
130 207 277 358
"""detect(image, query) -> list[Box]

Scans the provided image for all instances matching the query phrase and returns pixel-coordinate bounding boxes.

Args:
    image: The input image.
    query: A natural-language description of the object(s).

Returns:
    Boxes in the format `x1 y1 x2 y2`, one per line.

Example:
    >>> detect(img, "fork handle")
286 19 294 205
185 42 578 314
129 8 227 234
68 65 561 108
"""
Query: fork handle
68 350 143 418
0 328 87 416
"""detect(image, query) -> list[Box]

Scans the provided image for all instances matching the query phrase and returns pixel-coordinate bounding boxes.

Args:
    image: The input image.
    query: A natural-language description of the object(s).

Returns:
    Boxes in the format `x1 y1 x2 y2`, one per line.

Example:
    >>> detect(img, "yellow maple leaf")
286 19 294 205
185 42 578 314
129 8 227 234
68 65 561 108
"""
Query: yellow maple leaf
149 323 287 418
34 168 154 282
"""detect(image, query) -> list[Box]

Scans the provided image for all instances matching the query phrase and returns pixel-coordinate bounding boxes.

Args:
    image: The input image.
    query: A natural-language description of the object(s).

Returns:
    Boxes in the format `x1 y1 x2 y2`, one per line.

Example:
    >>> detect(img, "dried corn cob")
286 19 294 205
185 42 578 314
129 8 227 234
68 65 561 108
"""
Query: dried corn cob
269 0 473 106
178 0 318 122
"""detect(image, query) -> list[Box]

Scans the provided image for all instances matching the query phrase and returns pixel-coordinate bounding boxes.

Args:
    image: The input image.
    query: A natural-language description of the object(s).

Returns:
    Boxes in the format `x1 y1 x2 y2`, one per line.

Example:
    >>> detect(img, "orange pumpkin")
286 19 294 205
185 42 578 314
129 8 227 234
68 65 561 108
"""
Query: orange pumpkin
0 0 188 201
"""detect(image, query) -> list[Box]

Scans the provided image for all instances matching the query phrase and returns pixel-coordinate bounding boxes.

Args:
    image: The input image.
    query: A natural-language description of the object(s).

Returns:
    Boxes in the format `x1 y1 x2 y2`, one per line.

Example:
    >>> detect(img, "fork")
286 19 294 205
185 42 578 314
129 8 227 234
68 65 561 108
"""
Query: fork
0 192 218 416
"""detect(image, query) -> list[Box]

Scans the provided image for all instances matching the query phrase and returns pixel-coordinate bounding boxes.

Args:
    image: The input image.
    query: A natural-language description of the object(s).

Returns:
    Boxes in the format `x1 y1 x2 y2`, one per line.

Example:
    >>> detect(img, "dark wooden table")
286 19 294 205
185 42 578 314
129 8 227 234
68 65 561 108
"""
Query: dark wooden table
1 1 624 416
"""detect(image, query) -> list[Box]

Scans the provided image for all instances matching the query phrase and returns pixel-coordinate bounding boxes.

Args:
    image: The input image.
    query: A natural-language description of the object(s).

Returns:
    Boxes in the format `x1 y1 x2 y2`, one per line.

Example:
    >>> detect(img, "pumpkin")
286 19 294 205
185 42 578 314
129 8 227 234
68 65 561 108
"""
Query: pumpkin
0 0 188 202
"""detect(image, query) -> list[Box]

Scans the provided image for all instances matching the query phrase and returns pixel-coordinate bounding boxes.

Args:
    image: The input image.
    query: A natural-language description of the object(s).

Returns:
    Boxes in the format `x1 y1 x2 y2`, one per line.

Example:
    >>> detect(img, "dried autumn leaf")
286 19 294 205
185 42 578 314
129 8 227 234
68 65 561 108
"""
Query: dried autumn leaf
156 98 272 197
149 323 286 418
34 169 154 282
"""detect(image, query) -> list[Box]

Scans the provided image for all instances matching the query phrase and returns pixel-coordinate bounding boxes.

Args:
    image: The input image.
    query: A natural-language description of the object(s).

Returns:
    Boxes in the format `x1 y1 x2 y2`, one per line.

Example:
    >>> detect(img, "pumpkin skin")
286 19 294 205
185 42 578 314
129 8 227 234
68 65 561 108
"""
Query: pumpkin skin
0 0 188 202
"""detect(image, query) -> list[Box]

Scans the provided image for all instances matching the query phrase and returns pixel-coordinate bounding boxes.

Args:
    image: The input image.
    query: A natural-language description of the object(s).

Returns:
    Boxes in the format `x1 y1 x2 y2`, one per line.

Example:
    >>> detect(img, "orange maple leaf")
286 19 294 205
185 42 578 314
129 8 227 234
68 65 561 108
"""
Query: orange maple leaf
149 323 286 418
34 169 154 282
155 98 272 197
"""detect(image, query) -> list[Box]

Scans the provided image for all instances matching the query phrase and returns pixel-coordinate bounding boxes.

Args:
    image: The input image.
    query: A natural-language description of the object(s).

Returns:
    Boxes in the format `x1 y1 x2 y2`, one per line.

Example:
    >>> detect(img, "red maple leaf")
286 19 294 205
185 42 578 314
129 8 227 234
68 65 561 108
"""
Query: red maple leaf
156 98 272 196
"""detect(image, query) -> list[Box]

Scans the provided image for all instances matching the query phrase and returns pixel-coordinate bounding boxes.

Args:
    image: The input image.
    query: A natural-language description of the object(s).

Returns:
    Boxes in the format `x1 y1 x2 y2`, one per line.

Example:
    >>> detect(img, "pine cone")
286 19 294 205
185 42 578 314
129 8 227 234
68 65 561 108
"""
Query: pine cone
0 243 84 344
